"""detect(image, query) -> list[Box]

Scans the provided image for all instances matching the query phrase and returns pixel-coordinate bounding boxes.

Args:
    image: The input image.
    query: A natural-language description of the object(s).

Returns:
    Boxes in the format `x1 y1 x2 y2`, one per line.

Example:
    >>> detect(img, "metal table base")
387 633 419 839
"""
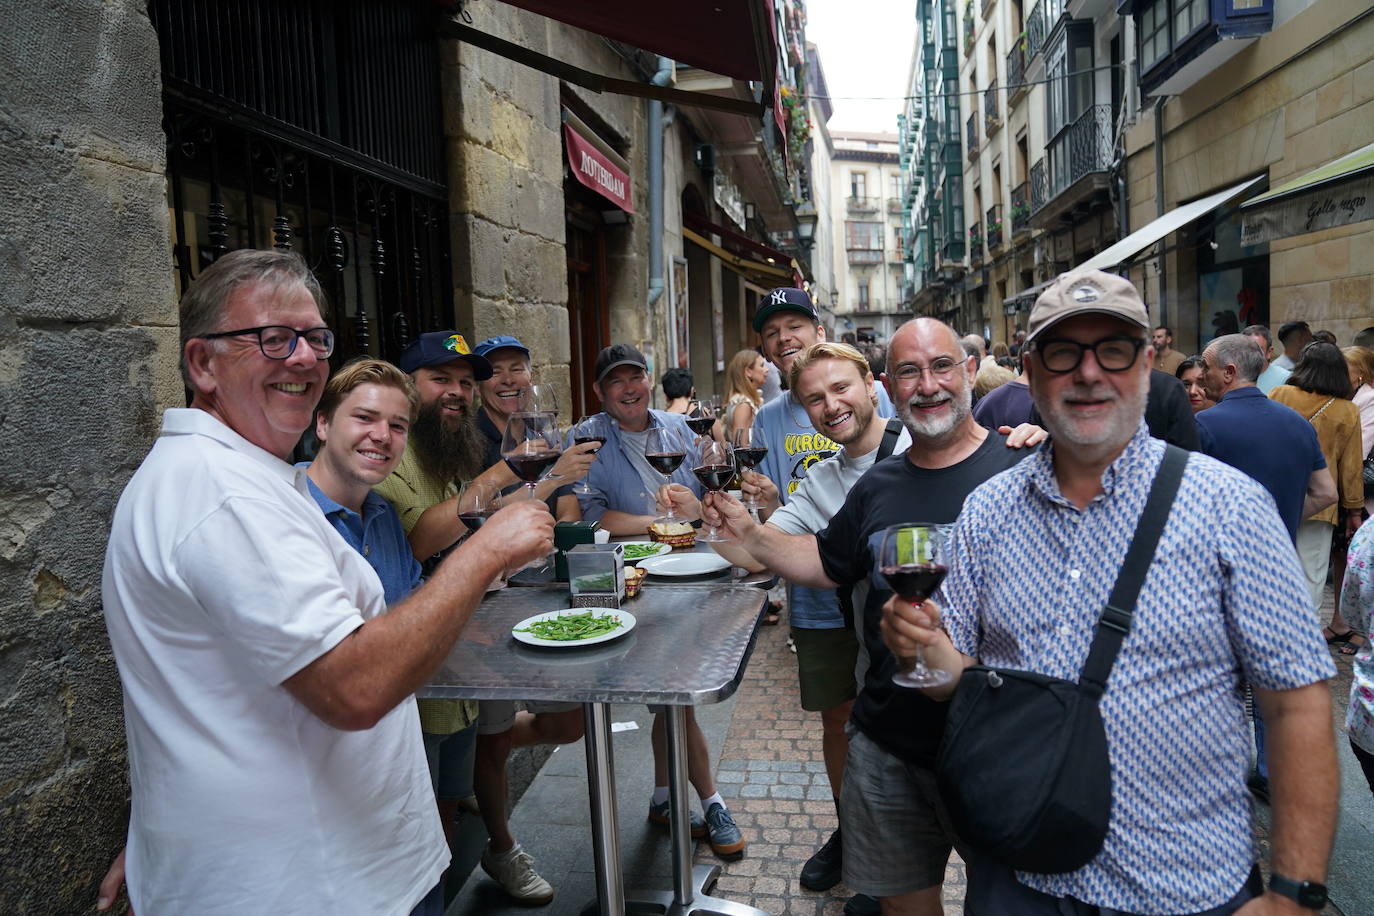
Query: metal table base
581 705 766 916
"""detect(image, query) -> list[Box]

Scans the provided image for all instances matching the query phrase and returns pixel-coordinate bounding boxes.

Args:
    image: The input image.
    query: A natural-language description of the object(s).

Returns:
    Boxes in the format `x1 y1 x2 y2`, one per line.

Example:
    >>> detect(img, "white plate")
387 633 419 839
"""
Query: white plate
511 608 636 648
618 541 673 564
637 553 732 577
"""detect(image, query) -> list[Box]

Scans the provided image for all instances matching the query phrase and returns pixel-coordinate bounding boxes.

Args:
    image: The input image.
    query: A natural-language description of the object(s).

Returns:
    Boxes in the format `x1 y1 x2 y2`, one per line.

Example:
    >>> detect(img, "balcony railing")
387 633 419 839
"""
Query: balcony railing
887 197 905 214
1030 159 1048 214
984 80 1000 137
847 196 880 213
966 112 979 159
986 204 1003 250
967 221 983 262
1026 0 1046 61
963 4 975 54
1042 104 1114 210
848 248 883 265
1007 41 1027 102
1010 180 1031 234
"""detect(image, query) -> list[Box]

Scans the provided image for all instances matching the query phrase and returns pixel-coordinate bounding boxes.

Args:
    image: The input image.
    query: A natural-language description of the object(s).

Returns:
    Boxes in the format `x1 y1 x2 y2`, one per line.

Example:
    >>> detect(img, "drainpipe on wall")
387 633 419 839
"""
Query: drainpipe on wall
1153 94 1168 328
646 57 673 312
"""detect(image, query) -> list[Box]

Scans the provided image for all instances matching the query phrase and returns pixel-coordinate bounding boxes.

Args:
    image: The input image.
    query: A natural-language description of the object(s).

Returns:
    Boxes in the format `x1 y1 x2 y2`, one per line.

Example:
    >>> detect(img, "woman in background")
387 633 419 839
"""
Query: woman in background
1271 342 1365 654
1176 356 1216 414
722 349 767 439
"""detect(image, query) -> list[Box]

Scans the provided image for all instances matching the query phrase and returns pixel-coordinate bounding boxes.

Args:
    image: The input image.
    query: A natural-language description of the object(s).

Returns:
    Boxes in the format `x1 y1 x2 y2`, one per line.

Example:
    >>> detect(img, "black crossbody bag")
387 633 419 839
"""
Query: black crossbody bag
935 444 1188 874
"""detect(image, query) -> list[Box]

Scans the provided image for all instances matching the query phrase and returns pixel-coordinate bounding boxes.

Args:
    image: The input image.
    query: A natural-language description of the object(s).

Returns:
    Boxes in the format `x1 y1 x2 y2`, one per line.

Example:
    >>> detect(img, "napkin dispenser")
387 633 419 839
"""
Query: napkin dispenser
567 543 624 608
554 520 600 581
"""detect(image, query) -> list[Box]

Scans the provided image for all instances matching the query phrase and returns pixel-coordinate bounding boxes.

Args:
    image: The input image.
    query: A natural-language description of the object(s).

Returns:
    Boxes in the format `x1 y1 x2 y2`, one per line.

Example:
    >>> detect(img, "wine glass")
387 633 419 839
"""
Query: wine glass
731 428 769 508
520 384 560 418
878 524 953 689
570 414 611 497
692 438 736 543
685 402 716 440
645 426 688 523
458 480 499 535
502 412 562 501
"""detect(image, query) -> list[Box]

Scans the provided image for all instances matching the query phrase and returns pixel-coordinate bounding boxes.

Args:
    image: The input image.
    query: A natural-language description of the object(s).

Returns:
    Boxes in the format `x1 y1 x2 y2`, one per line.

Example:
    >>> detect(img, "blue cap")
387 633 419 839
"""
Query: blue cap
397 331 493 380
752 287 819 332
473 335 531 359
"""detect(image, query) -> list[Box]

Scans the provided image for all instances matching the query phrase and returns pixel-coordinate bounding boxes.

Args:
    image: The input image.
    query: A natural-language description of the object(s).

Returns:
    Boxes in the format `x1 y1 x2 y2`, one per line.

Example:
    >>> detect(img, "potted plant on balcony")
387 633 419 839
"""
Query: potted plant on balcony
987 217 1003 245
967 226 983 256
779 86 812 165
1010 200 1030 227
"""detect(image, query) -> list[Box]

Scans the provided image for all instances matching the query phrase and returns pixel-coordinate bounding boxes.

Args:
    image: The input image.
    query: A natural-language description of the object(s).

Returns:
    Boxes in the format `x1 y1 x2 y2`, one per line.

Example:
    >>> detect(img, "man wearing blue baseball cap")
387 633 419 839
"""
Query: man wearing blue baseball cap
465 334 594 906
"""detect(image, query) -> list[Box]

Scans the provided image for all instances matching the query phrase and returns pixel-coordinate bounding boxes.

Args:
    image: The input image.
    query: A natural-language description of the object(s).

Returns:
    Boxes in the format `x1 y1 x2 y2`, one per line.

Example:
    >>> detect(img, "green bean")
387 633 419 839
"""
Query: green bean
623 543 661 559
516 611 623 641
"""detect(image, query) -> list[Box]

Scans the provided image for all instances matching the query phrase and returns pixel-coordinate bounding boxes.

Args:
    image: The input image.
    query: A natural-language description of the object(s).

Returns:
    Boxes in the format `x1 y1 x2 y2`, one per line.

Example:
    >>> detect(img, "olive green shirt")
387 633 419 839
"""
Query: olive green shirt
374 443 476 735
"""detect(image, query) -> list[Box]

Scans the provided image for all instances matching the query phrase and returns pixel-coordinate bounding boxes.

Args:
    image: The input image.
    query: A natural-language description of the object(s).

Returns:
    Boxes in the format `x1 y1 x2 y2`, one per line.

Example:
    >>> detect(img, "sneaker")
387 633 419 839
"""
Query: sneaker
799 827 843 891
480 843 555 906
648 798 708 839
843 893 880 916
704 802 746 859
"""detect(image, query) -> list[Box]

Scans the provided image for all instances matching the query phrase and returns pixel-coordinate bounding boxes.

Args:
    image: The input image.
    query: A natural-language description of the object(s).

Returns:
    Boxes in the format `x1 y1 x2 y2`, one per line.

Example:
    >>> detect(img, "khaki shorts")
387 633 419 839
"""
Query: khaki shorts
790 625 860 712
476 699 580 735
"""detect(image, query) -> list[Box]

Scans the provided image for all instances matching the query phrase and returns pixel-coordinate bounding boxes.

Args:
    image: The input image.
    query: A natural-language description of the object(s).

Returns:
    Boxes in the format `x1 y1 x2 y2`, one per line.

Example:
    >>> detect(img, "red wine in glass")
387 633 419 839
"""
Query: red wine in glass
458 511 492 533
505 450 560 483
693 464 735 492
880 563 948 602
733 446 768 469
685 416 715 436
646 451 686 475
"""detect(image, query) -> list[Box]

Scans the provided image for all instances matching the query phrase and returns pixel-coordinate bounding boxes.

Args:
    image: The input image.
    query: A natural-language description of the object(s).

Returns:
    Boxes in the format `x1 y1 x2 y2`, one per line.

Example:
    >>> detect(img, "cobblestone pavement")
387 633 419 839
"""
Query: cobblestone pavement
694 621 965 915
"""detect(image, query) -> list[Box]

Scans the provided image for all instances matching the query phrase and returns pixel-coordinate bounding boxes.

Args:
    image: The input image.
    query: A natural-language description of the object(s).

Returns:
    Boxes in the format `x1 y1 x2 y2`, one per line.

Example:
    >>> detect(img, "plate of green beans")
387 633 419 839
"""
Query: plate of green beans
511 608 636 647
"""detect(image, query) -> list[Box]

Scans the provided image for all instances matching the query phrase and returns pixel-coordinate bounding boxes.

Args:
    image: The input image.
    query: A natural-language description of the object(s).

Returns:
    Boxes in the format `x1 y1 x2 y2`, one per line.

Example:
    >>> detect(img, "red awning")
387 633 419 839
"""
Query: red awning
562 112 635 212
498 1 777 83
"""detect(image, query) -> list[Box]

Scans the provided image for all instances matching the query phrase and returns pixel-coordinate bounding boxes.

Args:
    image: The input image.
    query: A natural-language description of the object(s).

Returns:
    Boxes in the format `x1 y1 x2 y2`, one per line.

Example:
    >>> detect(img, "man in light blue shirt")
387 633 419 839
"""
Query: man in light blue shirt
574 343 702 533
571 344 743 861
1244 324 1292 394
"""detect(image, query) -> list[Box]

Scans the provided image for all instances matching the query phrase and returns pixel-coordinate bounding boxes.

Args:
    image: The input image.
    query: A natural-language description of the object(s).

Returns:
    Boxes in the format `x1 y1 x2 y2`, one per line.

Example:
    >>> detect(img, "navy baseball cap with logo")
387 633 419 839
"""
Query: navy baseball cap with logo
752 287 819 332
473 335 531 360
397 330 493 380
593 343 649 383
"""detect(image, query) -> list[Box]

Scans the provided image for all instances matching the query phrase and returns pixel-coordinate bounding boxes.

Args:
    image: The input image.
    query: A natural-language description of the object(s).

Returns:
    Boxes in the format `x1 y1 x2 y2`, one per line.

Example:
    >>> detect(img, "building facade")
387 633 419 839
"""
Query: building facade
901 0 1372 351
830 132 907 341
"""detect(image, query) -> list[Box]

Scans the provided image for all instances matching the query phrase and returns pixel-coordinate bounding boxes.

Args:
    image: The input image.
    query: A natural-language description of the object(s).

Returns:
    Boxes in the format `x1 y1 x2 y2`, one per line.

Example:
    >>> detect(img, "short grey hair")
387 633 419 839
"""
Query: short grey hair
178 249 328 385
1206 333 1265 383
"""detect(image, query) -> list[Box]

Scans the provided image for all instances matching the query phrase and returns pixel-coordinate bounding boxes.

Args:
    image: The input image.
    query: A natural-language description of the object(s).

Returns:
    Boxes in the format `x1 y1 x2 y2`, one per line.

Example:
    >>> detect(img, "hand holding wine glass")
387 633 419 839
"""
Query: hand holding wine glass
692 438 736 542
731 428 769 509
569 415 611 497
685 402 716 439
645 426 688 524
879 524 953 689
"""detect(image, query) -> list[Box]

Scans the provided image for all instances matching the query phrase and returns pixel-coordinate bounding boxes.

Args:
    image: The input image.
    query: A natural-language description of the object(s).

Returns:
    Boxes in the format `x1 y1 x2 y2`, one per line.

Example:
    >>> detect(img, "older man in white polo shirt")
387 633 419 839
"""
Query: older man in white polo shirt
98 249 553 915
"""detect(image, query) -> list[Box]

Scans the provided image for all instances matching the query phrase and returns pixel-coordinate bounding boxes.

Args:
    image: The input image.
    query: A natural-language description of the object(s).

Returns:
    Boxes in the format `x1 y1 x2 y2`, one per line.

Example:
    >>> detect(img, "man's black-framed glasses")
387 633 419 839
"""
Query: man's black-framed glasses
1032 336 1145 374
199 326 336 360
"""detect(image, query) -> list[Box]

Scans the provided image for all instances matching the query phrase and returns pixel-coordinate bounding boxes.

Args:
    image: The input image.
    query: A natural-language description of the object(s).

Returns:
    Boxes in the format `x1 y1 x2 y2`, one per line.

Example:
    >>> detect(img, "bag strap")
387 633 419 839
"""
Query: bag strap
876 418 903 462
1306 397 1335 422
1078 444 1189 698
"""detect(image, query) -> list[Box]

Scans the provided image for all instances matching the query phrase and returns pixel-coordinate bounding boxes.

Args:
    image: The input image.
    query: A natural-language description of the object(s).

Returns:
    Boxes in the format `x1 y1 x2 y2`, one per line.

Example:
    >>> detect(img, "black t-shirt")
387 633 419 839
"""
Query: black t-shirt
816 432 1030 765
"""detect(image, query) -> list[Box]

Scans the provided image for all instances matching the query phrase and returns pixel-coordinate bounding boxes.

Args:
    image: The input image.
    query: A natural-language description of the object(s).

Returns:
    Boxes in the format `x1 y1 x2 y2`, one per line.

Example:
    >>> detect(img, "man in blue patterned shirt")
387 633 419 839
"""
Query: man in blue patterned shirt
883 270 1339 915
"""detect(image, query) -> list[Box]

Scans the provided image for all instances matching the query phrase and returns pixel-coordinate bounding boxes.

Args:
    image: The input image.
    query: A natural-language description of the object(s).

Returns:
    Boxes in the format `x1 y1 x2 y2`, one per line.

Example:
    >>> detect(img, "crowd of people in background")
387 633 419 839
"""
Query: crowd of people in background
95 247 1371 916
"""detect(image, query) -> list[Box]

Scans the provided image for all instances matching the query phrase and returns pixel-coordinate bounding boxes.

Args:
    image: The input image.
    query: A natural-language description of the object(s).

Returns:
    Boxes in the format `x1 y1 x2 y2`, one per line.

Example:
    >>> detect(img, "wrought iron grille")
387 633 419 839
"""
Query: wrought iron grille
1027 0 1047 61
984 80 1000 136
986 204 1003 249
1010 180 1031 233
1030 159 1048 214
150 0 452 364
1007 41 1027 99
1046 104 1113 202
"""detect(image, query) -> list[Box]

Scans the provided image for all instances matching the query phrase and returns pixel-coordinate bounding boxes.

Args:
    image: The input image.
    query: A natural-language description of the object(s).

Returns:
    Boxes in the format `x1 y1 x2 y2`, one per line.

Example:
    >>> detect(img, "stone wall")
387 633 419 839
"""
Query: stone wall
1125 2 1374 350
0 0 178 911
441 4 652 413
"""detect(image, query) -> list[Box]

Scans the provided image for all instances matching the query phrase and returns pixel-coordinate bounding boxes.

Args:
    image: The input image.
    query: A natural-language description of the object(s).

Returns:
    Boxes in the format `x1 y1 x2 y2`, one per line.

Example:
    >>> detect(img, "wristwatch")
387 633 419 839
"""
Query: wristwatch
1268 873 1328 909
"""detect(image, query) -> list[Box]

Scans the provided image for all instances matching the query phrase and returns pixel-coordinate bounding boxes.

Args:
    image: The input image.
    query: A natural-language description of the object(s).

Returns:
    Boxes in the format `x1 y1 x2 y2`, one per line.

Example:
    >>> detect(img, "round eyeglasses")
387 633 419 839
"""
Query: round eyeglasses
1032 336 1144 373
199 325 336 360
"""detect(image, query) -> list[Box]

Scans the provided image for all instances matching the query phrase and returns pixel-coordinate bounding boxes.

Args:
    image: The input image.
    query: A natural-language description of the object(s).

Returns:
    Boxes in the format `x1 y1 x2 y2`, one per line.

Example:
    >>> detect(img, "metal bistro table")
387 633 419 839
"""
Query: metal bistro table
422 584 770 916
509 535 779 590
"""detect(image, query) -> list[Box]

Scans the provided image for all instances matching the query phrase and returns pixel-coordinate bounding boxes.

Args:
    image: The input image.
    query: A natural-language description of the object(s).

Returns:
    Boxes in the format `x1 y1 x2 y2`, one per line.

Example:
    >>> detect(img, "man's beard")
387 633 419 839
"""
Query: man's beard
411 397 488 487
1034 378 1147 458
896 383 972 442
826 394 878 446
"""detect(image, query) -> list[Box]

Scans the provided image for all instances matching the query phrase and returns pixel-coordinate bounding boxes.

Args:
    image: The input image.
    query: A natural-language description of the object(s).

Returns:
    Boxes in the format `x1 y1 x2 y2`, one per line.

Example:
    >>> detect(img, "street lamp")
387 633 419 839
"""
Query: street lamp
795 204 818 252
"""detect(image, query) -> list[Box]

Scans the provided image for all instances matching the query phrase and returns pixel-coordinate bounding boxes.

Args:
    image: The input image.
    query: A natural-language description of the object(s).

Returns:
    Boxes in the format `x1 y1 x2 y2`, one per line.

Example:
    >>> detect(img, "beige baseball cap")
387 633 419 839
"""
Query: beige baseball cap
1025 269 1149 344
